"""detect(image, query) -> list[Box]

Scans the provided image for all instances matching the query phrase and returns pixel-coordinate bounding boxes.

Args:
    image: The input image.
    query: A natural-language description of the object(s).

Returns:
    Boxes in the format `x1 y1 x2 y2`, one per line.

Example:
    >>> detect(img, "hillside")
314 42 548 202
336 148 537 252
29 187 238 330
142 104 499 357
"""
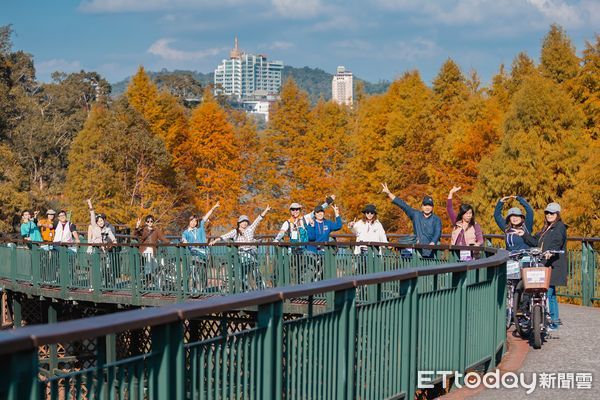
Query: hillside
111 66 390 102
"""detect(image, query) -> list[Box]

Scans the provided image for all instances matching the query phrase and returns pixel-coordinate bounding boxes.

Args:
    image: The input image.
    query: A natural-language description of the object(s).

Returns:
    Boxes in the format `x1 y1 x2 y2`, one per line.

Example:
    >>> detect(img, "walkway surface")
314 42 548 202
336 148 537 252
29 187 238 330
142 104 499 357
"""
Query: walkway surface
446 303 600 399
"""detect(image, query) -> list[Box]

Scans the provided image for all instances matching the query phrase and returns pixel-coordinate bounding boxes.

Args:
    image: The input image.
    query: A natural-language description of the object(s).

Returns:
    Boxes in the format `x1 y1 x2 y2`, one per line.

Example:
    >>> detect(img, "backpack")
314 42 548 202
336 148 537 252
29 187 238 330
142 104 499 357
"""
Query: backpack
287 218 308 243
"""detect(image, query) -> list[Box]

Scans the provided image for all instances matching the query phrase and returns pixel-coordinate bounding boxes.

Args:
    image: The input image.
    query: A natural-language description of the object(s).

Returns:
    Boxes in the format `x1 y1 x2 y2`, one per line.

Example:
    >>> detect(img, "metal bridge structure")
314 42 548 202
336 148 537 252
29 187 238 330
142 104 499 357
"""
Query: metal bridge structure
0 236 597 399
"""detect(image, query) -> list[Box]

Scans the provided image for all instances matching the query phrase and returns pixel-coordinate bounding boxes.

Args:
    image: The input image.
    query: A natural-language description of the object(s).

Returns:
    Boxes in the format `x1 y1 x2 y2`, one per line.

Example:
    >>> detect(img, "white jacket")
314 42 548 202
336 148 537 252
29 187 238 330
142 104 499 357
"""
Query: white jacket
350 220 388 254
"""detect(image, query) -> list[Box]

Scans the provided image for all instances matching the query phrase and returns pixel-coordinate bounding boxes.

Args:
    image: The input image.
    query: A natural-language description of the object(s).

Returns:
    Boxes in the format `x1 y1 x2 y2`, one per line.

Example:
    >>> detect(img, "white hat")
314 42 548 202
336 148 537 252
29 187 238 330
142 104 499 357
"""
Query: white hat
289 203 302 210
545 202 561 213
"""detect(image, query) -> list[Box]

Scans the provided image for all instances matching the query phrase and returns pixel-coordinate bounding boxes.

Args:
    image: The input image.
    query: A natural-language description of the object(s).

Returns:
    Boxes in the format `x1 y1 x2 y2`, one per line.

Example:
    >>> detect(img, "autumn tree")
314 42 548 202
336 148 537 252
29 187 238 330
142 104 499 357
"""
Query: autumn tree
0 144 28 232
472 75 587 233
507 52 538 95
66 99 184 228
174 90 241 230
290 100 352 215
540 24 580 84
258 79 312 224
570 35 600 139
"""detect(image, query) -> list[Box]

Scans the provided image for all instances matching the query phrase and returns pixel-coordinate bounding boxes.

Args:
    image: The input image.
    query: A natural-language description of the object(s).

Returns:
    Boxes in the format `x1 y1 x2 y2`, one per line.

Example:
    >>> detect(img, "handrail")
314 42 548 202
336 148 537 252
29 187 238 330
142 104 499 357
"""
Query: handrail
0 245 507 355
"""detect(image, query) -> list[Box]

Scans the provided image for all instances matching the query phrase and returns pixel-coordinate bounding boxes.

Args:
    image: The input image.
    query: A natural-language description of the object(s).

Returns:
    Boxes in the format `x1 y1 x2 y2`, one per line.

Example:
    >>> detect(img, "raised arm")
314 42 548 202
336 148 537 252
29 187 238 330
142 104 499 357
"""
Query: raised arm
330 205 342 231
447 186 461 224
382 183 418 218
202 201 220 222
247 205 270 234
493 198 507 231
303 195 335 220
516 196 534 232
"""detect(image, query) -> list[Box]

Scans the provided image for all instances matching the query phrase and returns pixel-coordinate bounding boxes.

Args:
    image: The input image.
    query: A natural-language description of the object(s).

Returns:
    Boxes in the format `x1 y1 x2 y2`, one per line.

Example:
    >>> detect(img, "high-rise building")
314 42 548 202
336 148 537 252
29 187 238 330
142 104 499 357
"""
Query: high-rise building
331 66 353 106
214 38 283 99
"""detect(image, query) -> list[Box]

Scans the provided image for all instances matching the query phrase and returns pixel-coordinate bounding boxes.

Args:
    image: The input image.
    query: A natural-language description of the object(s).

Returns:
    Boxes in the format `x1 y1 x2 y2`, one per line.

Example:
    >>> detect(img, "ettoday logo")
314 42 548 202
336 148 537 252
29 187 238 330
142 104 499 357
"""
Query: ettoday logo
418 370 593 394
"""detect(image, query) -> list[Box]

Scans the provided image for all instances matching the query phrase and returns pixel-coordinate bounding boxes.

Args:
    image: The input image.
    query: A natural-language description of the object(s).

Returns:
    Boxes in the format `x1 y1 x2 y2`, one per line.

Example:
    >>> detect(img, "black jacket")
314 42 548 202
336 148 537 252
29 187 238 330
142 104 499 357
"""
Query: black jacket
523 220 568 286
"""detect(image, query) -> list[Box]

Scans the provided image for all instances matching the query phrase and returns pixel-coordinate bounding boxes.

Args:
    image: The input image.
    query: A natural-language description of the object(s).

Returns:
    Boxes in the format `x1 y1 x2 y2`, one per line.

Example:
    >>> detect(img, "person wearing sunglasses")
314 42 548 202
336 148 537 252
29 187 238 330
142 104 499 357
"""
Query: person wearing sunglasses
273 195 335 249
135 215 169 278
520 202 568 330
347 204 388 255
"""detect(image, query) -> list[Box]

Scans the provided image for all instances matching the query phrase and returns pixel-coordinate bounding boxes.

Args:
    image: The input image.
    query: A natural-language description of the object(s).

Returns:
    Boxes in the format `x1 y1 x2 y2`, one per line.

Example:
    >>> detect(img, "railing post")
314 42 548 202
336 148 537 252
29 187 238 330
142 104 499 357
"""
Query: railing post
488 263 502 371
276 245 287 286
258 300 283 399
334 287 356 399
324 246 335 308
175 246 184 302
10 244 17 283
228 245 240 294
581 241 596 307
30 244 40 290
406 277 419 398
1 348 39 400
453 269 468 388
130 248 140 305
151 321 185 400
58 246 70 297
91 250 102 302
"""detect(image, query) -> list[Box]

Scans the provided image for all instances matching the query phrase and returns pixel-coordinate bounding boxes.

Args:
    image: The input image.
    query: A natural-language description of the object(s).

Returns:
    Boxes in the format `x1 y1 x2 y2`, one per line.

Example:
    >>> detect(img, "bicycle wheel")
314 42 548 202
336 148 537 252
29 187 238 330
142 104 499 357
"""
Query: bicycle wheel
532 304 543 349
513 282 531 338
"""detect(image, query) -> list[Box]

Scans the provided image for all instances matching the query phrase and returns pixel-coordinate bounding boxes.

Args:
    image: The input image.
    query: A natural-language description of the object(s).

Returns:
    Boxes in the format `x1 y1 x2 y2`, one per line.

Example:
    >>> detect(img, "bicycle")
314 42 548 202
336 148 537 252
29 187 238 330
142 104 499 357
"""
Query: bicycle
505 250 533 329
511 248 563 349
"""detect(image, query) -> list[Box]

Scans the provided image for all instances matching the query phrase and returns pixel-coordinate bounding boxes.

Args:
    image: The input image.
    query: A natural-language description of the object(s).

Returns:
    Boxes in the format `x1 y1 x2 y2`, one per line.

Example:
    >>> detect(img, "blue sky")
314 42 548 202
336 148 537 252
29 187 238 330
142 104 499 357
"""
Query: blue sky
3 0 599 85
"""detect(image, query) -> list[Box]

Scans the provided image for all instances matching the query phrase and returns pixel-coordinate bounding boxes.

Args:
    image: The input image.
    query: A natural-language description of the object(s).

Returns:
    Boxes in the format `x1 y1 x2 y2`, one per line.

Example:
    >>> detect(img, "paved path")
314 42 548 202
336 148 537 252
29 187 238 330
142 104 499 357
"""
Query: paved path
470 303 600 400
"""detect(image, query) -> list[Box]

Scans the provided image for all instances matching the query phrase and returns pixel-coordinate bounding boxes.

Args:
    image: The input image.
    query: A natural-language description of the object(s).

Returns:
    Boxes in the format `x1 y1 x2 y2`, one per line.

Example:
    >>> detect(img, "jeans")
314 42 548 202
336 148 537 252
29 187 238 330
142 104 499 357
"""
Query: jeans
547 285 559 328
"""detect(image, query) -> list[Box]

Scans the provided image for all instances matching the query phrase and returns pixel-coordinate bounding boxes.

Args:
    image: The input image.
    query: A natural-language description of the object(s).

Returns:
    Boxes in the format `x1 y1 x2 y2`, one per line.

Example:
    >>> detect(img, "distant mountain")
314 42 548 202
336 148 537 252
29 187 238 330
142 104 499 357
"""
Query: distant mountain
110 66 390 103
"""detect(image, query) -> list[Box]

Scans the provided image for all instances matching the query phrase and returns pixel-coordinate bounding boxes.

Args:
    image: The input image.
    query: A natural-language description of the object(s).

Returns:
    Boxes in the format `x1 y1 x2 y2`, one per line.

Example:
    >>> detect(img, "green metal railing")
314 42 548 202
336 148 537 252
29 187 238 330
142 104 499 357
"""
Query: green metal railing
0 241 454 307
0 244 508 400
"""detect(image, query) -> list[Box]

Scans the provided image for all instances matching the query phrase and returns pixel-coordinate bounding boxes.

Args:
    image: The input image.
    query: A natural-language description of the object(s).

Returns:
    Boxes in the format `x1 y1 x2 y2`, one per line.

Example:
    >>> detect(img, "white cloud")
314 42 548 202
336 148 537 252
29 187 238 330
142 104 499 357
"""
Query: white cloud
147 39 226 61
376 0 593 30
271 0 324 18
79 0 251 13
526 0 584 28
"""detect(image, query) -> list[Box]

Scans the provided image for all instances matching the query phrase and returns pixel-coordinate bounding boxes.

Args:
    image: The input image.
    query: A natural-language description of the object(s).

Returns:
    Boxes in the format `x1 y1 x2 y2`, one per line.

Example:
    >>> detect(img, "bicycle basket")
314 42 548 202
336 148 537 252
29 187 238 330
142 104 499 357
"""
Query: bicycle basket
521 267 551 291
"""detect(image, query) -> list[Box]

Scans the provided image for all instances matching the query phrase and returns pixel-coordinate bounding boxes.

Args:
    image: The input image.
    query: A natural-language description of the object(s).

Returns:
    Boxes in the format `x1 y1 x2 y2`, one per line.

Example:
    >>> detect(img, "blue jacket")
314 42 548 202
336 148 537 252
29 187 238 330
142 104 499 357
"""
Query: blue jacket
21 220 42 242
493 197 534 251
391 197 442 257
181 221 207 254
306 216 342 253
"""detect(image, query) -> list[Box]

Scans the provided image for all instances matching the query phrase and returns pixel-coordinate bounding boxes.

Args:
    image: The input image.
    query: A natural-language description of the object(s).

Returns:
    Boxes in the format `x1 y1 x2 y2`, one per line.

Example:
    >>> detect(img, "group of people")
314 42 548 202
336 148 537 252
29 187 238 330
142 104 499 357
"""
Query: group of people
18 184 567 328
19 200 116 252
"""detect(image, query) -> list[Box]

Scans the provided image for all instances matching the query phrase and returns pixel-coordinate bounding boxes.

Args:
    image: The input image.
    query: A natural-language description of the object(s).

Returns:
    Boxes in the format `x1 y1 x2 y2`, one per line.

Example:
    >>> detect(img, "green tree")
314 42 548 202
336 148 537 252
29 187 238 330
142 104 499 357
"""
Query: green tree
472 75 587 233
540 24 580 84
508 52 538 95
0 144 28 232
66 99 183 227
570 35 600 139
